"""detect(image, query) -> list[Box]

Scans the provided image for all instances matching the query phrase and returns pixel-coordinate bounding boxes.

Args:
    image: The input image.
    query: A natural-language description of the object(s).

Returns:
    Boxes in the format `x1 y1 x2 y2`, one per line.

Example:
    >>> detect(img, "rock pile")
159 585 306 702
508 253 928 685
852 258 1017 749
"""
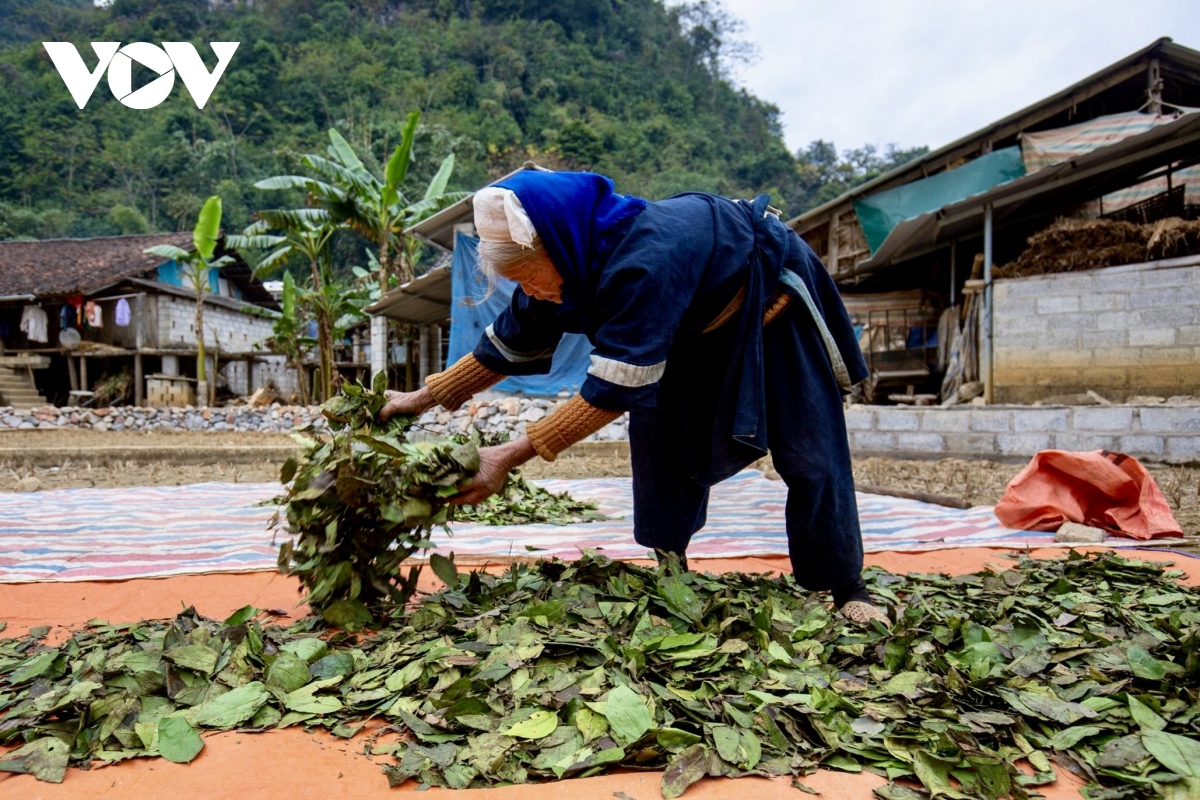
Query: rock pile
414 397 630 442
0 398 632 441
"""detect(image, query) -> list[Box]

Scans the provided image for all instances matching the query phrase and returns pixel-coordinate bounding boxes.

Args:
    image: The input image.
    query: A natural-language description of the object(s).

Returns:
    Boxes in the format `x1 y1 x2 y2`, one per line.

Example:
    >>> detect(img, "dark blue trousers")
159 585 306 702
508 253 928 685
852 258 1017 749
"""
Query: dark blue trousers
628 307 864 592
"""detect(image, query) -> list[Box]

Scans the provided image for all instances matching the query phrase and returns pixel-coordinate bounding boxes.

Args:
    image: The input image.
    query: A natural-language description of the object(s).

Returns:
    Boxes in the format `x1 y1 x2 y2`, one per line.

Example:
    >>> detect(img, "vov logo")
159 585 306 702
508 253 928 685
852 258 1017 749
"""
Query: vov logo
43 42 239 110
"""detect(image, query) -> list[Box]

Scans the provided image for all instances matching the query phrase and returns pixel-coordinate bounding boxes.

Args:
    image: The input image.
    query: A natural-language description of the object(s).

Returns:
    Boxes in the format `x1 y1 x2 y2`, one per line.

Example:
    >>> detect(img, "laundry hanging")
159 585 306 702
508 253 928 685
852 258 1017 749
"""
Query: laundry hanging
115 298 131 327
84 300 102 328
19 306 49 343
66 294 84 325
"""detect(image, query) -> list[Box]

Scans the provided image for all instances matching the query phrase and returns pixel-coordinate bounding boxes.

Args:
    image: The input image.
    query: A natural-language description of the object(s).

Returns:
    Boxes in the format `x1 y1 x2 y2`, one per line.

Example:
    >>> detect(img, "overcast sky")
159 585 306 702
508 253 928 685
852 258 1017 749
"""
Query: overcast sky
722 0 1200 157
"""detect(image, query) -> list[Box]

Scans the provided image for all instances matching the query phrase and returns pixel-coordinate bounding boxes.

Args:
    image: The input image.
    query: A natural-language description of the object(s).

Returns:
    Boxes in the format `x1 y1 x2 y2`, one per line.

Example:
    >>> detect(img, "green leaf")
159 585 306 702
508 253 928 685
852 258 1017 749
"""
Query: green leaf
501 709 558 740
1142 730 1200 777
657 728 702 750
1127 646 1168 680
1129 696 1167 731
193 682 270 729
328 128 366 174
164 644 220 675
430 552 460 589
322 599 372 632
602 685 653 746
661 744 709 799
266 651 312 694
223 605 260 626
913 750 972 800
383 111 420 204
285 677 343 714
193 195 223 261
143 244 191 261
712 725 740 762
658 576 702 622
280 638 328 664
1002 689 1098 725
423 153 455 201
0 737 70 783
9 649 58 683
157 717 205 763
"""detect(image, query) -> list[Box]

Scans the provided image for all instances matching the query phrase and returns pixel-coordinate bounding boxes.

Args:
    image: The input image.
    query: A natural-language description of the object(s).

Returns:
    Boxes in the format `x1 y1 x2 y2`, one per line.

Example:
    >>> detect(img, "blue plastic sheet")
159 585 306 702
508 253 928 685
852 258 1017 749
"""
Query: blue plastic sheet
854 147 1026 254
446 233 592 397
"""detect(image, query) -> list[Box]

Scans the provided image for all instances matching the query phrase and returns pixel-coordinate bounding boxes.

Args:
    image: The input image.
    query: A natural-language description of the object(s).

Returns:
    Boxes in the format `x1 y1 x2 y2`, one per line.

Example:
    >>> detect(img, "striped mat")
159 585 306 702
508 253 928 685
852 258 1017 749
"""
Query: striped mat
0 471 1136 583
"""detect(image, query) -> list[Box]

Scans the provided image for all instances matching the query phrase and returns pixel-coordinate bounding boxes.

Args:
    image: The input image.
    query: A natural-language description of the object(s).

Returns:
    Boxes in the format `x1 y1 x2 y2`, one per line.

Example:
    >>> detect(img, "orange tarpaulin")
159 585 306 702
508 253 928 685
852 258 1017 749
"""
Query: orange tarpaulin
5 550 1198 799
994 450 1183 539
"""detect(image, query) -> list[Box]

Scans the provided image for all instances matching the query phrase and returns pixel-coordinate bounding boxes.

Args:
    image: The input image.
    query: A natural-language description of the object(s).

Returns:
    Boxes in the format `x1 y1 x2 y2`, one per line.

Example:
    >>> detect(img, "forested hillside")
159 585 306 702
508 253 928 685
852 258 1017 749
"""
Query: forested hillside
0 0 925 241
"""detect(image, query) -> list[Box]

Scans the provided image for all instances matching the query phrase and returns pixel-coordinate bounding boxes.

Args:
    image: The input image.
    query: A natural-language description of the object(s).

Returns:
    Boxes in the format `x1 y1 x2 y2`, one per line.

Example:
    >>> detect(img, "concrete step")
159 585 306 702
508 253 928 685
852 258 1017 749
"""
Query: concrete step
0 367 48 407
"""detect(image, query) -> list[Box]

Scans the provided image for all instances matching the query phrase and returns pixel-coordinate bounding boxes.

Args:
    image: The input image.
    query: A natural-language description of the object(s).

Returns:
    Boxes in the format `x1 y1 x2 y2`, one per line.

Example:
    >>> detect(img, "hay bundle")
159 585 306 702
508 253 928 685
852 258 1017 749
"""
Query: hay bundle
1147 216 1200 260
995 216 1200 279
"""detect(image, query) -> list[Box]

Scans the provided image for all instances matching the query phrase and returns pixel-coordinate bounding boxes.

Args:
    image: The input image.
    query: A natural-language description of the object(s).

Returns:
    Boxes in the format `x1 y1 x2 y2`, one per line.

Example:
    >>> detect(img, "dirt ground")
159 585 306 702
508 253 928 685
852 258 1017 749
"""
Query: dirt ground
2 430 1197 541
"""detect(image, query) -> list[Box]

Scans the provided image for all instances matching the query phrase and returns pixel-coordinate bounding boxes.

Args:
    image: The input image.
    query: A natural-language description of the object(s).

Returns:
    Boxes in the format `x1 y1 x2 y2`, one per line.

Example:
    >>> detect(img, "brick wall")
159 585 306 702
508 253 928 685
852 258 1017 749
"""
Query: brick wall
154 295 276 352
844 404 1200 463
992 262 1200 402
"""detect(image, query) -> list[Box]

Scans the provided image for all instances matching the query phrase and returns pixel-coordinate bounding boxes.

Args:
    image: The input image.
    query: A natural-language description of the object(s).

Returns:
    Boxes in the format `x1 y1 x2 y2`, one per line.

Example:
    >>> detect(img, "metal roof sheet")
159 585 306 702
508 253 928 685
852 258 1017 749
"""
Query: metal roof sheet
787 38 1200 231
364 264 453 324
845 111 1200 280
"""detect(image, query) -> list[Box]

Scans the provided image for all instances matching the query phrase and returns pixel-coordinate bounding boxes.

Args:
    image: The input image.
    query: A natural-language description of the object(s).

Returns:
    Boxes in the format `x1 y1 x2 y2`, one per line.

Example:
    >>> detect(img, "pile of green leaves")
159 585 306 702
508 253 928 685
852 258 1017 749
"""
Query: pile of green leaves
3 551 1199 798
274 377 602 630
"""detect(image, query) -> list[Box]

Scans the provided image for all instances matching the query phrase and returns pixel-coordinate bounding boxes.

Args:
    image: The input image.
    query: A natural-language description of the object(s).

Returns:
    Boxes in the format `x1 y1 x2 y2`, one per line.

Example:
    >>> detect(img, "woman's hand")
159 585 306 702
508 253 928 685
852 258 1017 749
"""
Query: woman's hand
452 437 537 506
379 386 436 421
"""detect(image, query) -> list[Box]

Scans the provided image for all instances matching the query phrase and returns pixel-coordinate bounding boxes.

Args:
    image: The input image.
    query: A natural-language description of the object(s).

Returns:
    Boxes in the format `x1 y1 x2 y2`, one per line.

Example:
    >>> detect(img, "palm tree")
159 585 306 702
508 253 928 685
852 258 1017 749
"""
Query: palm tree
143 196 231 406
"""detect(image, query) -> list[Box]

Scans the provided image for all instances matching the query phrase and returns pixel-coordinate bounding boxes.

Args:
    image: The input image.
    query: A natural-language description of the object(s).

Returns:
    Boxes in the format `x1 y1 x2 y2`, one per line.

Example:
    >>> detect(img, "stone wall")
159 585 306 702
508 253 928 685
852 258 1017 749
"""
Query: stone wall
0 404 329 433
3 398 1197 464
992 262 1200 403
844 402 1200 464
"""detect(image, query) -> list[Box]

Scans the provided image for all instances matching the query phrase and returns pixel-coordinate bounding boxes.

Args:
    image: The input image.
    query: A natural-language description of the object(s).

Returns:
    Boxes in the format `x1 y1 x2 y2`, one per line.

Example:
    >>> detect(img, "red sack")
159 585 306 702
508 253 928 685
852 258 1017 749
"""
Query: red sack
994 450 1182 540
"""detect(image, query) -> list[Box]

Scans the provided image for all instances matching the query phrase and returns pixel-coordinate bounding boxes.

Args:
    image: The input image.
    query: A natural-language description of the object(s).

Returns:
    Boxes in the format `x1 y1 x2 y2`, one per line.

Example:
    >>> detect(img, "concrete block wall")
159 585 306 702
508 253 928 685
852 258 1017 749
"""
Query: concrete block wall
155 295 275 352
843 404 1200 463
992 263 1200 402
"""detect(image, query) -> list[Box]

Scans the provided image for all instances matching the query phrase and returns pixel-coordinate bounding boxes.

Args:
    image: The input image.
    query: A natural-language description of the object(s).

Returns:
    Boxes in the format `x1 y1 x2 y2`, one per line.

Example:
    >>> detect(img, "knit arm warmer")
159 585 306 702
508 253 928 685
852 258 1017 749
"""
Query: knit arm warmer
425 354 505 411
526 395 623 461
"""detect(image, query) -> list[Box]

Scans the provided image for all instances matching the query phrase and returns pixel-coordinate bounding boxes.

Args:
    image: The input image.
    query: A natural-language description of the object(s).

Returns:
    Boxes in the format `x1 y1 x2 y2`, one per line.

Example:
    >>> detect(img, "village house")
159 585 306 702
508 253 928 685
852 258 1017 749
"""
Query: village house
0 233 297 407
787 37 1200 406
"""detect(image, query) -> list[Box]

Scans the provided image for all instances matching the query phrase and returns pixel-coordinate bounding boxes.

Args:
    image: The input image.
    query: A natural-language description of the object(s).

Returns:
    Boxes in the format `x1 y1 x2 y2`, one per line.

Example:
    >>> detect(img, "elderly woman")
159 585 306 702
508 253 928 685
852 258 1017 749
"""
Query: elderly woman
382 171 887 624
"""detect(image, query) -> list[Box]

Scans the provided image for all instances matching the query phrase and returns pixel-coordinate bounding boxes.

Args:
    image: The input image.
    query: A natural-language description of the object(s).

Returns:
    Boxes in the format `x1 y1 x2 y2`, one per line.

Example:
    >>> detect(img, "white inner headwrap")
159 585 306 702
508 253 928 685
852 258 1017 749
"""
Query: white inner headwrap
473 187 537 248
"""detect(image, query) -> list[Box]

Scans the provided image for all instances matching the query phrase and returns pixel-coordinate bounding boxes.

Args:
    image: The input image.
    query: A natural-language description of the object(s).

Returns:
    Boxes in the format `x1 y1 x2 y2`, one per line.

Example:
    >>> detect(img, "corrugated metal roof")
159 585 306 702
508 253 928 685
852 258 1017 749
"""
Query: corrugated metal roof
787 38 1200 231
365 264 453 324
844 111 1200 280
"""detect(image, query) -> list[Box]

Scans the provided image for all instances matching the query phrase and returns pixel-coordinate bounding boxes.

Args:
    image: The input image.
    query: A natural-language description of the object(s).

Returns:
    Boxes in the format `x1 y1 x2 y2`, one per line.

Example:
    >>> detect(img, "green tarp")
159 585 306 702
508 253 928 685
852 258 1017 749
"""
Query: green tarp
854 146 1026 253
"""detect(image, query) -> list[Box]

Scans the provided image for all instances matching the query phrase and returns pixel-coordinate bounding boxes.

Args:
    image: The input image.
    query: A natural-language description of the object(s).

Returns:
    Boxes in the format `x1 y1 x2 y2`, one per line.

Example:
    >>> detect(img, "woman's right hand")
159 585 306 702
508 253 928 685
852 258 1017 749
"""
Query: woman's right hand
379 386 437 421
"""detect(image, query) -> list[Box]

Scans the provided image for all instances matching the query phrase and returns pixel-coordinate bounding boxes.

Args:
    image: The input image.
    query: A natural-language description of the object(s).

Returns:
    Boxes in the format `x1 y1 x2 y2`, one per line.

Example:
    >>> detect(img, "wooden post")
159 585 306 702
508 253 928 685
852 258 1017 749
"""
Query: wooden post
79 355 88 391
134 292 145 406
418 325 431 385
950 240 958 307
1147 59 1163 115
982 203 994 404
67 352 78 391
828 211 841 274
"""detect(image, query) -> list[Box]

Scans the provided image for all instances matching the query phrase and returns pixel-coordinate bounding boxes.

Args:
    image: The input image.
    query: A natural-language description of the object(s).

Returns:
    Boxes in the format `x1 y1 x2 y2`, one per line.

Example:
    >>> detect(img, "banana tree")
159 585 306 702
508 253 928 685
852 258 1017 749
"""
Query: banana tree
227 208 340 401
143 196 232 406
254 113 466 379
266 271 313 405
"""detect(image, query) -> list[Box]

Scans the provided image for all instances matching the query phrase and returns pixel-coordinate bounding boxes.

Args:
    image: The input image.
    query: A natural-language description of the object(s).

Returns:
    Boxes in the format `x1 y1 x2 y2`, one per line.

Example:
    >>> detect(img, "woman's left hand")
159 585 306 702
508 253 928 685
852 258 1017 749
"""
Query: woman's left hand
451 437 537 506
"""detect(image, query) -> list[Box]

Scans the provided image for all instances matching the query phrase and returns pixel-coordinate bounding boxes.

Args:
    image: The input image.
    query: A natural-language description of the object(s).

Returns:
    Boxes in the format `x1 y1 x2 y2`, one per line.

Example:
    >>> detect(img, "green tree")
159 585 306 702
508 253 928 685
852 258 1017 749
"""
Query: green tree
228 208 340 401
255 114 465 379
143 195 232 405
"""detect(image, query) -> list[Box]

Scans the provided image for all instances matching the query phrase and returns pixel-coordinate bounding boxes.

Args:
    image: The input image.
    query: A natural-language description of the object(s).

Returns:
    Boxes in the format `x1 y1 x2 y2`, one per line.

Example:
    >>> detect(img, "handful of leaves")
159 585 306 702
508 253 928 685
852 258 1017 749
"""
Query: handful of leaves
274 376 604 629
3 552 1199 798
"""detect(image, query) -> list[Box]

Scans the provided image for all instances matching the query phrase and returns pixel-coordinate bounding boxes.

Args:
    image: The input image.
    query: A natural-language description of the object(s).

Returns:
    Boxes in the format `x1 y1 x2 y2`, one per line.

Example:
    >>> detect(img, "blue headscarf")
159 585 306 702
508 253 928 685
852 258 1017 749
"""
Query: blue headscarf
496 171 647 311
